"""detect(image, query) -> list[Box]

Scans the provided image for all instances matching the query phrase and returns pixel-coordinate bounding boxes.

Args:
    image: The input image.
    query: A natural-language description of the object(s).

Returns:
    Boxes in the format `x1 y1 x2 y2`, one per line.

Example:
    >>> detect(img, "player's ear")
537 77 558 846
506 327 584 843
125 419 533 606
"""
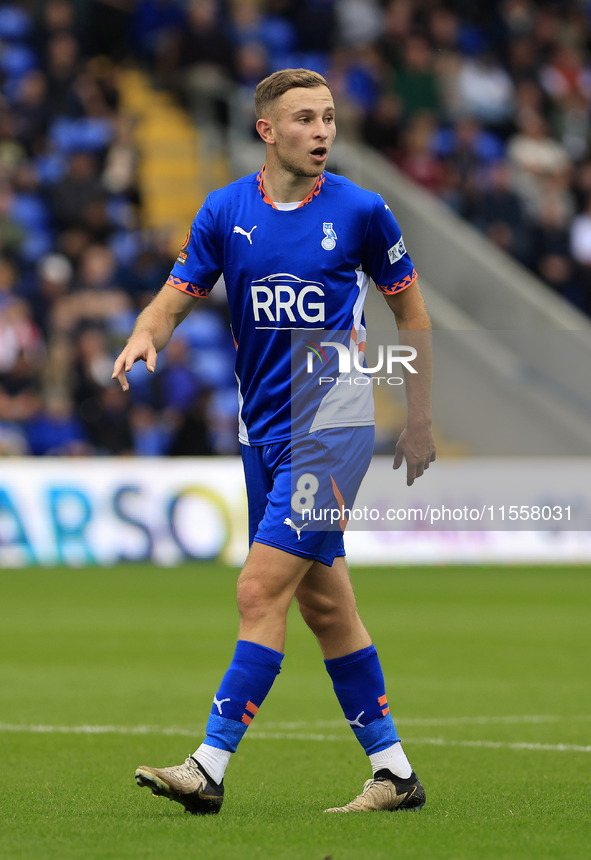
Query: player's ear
256 116 275 144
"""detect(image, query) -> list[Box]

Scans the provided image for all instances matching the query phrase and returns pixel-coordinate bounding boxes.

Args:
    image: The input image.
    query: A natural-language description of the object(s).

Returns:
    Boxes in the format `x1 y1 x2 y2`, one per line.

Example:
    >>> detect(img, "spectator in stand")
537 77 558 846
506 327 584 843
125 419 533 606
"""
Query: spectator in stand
537 254 580 308
512 78 548 129
454 50 515 135
378 0 413 70
119 239 173 306
49 151 106 231
71 324 133 454
11 69 51 156
0 258 45 384
228 0 268 49
55 225 93 275
426 4 460 55
335 0 383 49
540 43 591 107
0 270 45 452
498 0 536 42
169 389 215 456
24 389 90 455
362 92 402 163
531 196 572 267
325 44 382 139
540 43 591 164
155 335 202 415
388 34 442 122
73 243 119 293
158 0 236 121
507 111 572 220
505 36 540 86
102 113 139 200
30 253 73 339
129 402 174 456
468 160 532 265
44 30 81 116
50 244 131 340
83 384 134 454
432 116 505 183
394 112 447 195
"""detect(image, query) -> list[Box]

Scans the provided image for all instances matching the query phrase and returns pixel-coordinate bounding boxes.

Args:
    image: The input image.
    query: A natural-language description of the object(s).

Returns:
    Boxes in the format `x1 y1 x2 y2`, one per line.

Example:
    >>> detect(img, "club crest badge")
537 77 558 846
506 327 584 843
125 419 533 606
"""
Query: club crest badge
321 222 337 250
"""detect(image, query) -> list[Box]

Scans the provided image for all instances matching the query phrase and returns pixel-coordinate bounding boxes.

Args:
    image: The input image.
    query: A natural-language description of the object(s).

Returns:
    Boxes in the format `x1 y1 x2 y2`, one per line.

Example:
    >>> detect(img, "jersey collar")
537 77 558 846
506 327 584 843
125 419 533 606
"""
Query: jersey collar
256 165 325 209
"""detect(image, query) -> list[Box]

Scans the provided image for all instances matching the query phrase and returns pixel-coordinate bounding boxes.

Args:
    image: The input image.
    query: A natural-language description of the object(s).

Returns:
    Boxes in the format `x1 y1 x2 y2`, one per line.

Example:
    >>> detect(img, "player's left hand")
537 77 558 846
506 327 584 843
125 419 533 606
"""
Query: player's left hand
111 332 158 392
393 425 436 486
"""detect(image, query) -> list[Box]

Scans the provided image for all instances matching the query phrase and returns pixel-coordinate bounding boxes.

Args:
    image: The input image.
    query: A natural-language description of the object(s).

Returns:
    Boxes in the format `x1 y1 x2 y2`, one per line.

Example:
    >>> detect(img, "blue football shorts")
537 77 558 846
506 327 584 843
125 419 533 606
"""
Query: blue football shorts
241 425 375 566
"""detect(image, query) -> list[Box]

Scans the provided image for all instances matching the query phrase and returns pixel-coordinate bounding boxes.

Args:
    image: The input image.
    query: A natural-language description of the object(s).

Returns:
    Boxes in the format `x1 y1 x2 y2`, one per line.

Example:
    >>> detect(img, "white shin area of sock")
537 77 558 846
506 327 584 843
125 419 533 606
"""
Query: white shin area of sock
193 743 232 785
369 742 412 779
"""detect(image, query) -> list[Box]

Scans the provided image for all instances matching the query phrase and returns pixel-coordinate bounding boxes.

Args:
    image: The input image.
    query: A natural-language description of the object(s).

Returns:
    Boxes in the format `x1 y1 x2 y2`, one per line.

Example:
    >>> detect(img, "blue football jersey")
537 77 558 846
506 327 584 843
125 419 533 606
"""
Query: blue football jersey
167 169 417 445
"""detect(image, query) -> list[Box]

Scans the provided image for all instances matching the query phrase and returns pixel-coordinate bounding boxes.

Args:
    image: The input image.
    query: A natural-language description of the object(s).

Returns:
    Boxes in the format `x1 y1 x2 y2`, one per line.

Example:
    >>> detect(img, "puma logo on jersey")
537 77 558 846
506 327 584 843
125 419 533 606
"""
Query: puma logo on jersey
233 225 257 244
213 694 231 715
345 711 366 728
283 518 308 540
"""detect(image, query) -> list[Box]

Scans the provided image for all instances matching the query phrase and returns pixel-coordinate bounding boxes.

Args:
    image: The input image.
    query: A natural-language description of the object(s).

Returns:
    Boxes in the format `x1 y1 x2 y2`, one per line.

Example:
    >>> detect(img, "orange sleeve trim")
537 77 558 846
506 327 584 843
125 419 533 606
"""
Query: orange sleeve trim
241 714 253 725
245 701 259 716
166 274 210 298
378 694 388 707
376 267 418 296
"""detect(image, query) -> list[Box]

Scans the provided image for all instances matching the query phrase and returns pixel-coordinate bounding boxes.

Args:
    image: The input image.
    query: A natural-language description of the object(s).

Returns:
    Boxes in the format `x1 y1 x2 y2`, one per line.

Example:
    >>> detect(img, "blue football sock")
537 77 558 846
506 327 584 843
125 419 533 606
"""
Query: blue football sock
204 639 283 752
325 644 400 755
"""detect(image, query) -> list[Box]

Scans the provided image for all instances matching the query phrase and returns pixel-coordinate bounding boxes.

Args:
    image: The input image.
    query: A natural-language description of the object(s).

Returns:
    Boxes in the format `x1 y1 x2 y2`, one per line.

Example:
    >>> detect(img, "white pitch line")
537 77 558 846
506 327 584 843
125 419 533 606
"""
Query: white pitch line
402 737 591 754
261 714 591 730
400 714 591 726
246 732 591 752
0 722 589 753
0 723 197 737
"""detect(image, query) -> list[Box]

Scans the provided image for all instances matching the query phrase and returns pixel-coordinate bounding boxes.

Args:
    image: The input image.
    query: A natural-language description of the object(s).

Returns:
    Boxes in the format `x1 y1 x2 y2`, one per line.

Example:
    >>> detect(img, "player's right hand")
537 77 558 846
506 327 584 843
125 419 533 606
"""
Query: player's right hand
112 335 158 391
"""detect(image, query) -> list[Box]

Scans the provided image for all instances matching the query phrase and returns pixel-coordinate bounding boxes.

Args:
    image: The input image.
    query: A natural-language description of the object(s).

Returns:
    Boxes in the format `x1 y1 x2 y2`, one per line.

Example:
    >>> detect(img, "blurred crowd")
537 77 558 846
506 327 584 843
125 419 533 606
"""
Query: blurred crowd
1 0 591 457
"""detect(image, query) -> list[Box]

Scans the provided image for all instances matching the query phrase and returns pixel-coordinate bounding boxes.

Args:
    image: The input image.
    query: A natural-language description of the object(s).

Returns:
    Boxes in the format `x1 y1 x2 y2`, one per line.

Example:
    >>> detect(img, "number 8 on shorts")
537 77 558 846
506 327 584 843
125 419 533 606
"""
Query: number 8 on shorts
291 473 319 515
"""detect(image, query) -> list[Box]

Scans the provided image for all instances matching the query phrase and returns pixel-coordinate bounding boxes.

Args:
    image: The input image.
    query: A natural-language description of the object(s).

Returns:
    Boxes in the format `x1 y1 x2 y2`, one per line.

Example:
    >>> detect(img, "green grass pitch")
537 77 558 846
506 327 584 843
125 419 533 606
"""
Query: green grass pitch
1 563 590 860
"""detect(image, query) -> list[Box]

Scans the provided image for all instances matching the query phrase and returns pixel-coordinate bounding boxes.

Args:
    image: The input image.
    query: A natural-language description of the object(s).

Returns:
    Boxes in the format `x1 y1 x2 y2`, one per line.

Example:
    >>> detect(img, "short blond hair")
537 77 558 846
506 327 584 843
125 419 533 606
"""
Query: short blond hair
254 68 330 119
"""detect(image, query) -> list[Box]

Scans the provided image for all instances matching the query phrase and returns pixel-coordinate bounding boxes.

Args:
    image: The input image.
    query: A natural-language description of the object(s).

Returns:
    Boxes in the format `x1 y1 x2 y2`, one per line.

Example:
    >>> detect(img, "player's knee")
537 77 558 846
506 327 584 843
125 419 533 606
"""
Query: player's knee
297 592 341 636
237 577 283 623
237 578 263 621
